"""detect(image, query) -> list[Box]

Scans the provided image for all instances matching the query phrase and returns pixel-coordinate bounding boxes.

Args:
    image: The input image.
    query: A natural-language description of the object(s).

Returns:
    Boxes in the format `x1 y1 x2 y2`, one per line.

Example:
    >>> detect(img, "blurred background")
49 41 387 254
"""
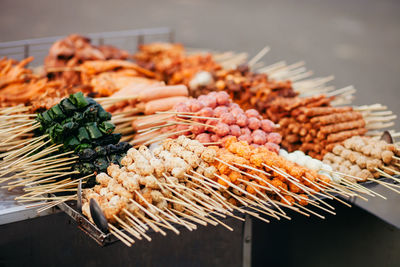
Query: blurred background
1 0 399 121
0 0 399 266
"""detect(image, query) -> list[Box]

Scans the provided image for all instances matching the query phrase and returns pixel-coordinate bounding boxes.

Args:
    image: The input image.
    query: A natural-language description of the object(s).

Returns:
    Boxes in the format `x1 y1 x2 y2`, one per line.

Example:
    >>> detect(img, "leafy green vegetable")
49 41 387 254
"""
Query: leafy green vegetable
94 134 121 146
85 122 103 139
77 127 90 142
38 110 52 126
98 105 112 121
69 92 89 108
36 91 132 181
99 121 115 135
62 121 78 132
64 135 80 148
82 105 99 122
48 124 63 143
60 98 77 114
74 143 92 152
50 104 66 121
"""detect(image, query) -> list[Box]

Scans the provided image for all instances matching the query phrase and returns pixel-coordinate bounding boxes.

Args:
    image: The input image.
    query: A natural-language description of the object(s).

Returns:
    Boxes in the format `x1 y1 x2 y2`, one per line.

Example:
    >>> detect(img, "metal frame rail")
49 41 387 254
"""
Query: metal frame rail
0 27 173 65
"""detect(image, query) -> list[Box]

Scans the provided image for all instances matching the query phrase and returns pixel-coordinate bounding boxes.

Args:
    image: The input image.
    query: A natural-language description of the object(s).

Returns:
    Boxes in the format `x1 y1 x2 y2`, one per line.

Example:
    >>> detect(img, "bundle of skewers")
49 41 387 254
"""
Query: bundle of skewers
322 135 400 193
134 43 355 108
264 95 395 159
82 135 367 246
1 33 400 247
0 92 132 206
128 91 282 150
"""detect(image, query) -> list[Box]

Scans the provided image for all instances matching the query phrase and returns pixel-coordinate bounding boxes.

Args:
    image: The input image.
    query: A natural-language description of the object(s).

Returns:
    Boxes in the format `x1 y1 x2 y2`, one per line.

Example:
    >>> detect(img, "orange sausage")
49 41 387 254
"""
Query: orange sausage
111 81 162 97
144 96 188 115
138 85 188 102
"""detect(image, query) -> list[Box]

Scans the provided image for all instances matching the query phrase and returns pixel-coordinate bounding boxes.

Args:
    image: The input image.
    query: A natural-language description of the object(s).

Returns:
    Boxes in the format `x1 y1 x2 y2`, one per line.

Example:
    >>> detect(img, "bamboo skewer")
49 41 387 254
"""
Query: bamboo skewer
108 223 134 246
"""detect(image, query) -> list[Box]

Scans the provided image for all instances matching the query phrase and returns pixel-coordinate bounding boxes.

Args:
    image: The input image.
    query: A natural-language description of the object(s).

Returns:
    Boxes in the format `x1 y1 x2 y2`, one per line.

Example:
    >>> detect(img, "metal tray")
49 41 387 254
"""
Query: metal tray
0 27 173 65
53 177 395 246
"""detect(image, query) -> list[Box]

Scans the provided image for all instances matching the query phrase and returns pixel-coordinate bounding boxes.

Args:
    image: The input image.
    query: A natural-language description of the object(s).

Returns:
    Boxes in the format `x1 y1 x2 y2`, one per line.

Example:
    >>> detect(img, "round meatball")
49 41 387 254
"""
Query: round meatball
228 103 240 110
208 91 218 98
197 107 214 118
260 119 275 133
251 130 267 145
215 122 230 136
230 125 241 137
216 91 230 106
192 124 205 135
264 142 280 153
199 95 217 109
210 134 219 142
236 114 248 127
267 132 282 144
196 133 211 143
189 99 205 112
214 106 229 117
220 112 236 125
197 95 208 103
240 127 251 136
174 102 190 113
231 107 244 118
245 109 260 118
248 117 261 130
205 119 218 131
238 134 252 144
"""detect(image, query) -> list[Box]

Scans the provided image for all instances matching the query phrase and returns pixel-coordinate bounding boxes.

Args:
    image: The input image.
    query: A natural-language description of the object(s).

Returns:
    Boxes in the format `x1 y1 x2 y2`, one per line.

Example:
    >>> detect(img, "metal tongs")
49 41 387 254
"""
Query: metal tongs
381 130 394 144
77 179 109 233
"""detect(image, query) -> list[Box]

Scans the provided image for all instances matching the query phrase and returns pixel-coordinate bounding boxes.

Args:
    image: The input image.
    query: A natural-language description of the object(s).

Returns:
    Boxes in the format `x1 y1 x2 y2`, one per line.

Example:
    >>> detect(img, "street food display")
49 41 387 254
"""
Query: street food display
1 33 399 247
130 91 281 151
323 136 400 183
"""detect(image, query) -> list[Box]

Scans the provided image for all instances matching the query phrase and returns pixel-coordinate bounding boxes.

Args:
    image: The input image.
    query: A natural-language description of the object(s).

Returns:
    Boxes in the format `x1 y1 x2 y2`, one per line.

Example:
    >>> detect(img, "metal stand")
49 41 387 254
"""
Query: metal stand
242 215 252 267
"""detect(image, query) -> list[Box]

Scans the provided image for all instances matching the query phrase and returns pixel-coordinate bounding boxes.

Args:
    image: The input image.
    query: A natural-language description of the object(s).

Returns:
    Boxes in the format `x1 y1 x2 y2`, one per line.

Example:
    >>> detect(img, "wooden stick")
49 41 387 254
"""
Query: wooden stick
164 209 197 230
134 211 166 236
294 203 325 219
108 223 135 245
172 209 208 226
0 123 40 145
123 208 149 231
113 215 143 240
272 200 310 217
28 174 94 198
134 190 181 235
206 213 234 231
367 178 400 194
129 199 161 222
248 46 270 67
162 183 208 216
36 195 76 213
124 216 152 241
109 227 133 247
